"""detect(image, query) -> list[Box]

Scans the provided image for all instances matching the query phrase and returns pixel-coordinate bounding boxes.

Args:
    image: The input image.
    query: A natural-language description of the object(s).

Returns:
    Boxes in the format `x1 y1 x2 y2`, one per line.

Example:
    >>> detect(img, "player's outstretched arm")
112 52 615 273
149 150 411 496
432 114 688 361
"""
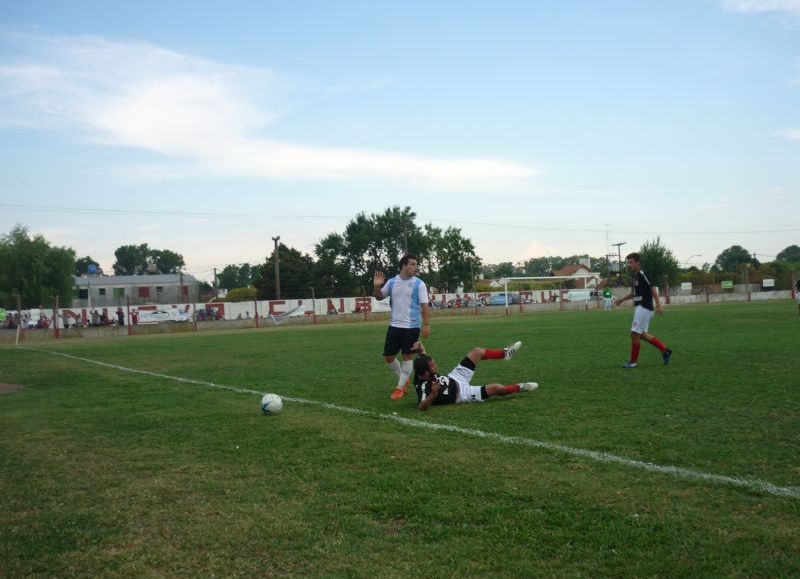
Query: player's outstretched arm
615 293 633 306
373 271 386 299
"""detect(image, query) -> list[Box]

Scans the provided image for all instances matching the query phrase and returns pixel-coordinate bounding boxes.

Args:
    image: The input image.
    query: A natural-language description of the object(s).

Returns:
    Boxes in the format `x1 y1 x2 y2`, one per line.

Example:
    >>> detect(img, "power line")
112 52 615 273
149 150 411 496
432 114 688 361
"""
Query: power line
3 202 799 236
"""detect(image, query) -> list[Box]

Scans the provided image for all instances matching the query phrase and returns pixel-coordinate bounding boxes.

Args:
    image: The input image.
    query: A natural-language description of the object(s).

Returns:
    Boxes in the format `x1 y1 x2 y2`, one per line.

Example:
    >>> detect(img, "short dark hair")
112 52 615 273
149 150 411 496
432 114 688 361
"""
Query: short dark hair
400 254 417 268
413 355 431 378
625 252 641 262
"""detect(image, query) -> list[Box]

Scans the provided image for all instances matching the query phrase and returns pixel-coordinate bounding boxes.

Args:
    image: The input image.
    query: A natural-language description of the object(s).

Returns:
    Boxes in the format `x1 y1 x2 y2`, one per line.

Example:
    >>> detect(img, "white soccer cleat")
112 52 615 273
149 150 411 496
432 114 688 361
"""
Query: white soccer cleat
504 341 522 361
520 382 539 392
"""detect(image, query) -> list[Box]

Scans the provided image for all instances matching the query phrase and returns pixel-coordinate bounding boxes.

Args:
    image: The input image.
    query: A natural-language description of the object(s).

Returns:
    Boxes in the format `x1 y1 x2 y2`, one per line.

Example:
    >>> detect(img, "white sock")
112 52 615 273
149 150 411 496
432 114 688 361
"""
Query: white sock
387 359 401 379
398 360 413 388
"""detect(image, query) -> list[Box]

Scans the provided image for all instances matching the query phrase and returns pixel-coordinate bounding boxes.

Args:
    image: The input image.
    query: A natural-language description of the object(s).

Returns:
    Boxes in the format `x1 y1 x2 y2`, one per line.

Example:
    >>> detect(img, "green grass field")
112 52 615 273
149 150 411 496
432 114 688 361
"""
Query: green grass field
1 301 799 577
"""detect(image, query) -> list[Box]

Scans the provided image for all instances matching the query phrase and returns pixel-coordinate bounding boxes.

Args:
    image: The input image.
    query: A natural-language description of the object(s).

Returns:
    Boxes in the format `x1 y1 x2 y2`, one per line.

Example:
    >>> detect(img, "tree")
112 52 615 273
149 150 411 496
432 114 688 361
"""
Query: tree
311 206 476 293
224 287 258 302
493 262 517 278
421 224 480 292
0 224 76 308
312 234 359 297
338 206 427 290
113 244 185 275
714 245 757 272
639 237 680 288
520 257 553 276
198 281 214 301
113 244 151 275
776 245 800 263
75 256 101 276
217 263 260 290
256 243 316 299
150 249 185 274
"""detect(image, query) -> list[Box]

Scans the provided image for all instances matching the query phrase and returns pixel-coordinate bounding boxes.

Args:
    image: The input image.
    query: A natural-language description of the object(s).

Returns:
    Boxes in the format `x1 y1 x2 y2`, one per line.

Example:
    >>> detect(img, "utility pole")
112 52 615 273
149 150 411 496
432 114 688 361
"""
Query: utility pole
612 242 627 283
272 236 281 300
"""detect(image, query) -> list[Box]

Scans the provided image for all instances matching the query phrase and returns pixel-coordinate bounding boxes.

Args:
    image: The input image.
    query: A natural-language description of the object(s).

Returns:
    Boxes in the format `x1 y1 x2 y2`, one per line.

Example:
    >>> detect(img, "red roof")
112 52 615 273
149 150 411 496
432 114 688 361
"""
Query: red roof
552 264 591 277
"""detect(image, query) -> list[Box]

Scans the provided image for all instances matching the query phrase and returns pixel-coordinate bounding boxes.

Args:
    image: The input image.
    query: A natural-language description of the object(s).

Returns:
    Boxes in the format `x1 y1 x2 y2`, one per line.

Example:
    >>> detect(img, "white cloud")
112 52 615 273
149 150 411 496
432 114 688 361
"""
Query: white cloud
697 203 730 213
0 32 539 192
722 0 800 14
323 76 395 95
517 240 561 260
776 128 800 139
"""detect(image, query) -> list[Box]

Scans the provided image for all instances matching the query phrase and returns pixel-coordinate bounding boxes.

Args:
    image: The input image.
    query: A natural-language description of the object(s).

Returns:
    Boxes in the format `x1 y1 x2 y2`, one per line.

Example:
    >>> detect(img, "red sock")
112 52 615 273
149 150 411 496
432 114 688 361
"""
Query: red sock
505 384 520 393
631 342 641 362
482 349 505 360
648 337 666 352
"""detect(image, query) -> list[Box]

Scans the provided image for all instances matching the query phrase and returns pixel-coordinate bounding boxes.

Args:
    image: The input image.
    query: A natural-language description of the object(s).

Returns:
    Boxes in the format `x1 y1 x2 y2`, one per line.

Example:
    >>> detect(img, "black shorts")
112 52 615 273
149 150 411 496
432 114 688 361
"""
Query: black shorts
383 326 421 357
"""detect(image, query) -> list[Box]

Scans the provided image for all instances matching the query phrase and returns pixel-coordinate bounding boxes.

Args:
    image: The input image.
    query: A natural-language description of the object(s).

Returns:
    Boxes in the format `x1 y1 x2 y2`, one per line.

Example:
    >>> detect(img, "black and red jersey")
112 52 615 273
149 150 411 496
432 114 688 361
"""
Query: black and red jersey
414 374 458 405
632 270 654 311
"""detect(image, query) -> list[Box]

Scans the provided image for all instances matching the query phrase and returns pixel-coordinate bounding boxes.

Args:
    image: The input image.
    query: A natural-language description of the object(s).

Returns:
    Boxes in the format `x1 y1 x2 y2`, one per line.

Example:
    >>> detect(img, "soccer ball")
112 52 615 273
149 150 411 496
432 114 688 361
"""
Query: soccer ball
260 393 283 415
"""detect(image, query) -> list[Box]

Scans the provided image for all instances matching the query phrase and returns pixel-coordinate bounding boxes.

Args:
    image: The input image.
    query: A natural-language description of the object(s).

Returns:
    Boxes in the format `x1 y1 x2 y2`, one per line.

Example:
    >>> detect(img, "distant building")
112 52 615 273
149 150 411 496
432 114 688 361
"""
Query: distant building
551 264 600 288
73 274 199 307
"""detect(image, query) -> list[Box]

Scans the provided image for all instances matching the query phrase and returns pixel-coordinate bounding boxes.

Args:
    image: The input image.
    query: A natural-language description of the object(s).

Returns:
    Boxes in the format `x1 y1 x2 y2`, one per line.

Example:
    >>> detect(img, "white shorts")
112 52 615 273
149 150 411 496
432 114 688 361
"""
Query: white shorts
631 305 654 334
448 364 484 403
796 294 800 304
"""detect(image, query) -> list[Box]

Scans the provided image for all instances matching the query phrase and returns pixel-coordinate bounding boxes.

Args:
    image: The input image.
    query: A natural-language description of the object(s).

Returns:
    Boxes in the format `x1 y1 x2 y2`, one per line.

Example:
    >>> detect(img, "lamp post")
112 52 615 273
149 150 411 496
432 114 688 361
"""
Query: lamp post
272 236 281 300
612 242 626 283
684 254 701 269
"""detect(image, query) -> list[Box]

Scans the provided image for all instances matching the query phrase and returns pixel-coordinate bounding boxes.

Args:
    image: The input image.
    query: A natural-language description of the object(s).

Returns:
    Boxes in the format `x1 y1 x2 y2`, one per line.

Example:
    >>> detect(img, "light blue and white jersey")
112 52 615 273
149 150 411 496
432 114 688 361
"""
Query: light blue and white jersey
380 275 428 328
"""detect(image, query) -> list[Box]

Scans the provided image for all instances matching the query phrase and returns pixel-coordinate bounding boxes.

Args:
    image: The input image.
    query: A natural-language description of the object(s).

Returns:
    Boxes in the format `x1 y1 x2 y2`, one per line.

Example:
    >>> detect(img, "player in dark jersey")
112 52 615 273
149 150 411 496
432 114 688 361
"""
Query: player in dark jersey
615 252 672 368
411 341 538 411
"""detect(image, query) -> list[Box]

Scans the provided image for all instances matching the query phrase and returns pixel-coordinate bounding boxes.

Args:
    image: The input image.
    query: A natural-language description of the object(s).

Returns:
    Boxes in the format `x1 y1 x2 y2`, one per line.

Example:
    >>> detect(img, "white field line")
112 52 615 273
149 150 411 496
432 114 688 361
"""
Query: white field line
21 346 800 500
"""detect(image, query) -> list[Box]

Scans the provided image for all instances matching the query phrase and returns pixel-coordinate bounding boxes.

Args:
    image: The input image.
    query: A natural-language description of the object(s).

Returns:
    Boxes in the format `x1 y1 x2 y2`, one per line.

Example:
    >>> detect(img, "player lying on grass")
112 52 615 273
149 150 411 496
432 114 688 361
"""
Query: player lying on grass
411 341 538 411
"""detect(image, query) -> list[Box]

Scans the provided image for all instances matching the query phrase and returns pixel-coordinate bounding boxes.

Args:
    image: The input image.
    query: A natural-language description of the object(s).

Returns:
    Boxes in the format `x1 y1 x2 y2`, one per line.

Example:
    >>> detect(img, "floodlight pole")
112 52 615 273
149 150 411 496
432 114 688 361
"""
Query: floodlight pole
272 236 281 300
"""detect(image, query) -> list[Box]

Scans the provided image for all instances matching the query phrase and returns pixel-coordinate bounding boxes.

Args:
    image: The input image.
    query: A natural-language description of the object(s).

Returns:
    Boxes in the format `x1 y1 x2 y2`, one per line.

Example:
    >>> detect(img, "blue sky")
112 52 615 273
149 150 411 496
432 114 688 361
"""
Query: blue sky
1 0 798 281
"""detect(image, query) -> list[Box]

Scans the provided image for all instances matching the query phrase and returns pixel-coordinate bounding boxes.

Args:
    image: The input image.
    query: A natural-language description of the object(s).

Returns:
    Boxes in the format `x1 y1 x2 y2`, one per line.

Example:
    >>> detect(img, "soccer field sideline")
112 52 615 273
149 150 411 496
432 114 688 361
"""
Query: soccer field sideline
20 344 800 501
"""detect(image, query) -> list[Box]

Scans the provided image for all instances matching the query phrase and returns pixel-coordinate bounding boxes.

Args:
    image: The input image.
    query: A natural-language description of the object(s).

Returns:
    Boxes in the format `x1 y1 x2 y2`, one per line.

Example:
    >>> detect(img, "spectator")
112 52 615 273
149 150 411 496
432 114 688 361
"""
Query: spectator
795 279 800 316
603 286 613 311
116 307 125 326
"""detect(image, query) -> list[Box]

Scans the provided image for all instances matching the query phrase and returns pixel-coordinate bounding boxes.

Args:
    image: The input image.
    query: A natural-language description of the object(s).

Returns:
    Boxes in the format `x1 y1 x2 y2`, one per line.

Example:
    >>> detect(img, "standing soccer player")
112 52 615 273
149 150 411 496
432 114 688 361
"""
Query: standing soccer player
614 252 672 368
374 254 431 400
